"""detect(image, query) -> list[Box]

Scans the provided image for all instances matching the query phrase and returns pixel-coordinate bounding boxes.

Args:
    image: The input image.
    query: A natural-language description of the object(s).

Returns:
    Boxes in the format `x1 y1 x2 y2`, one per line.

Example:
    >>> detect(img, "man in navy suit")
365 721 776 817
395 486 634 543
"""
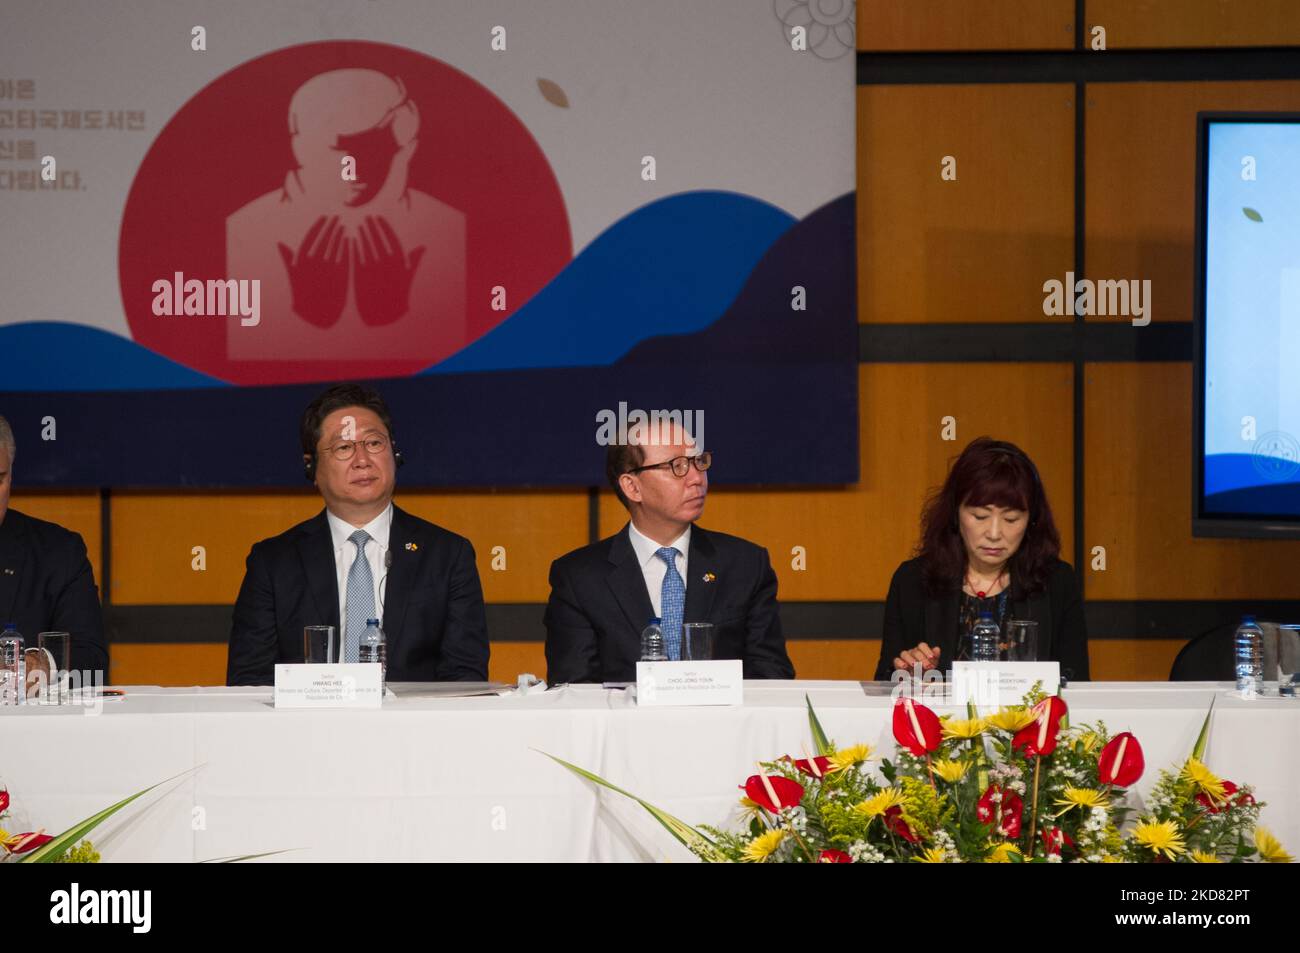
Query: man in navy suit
226 384 488 684
0 415 108 675
545 419 794 683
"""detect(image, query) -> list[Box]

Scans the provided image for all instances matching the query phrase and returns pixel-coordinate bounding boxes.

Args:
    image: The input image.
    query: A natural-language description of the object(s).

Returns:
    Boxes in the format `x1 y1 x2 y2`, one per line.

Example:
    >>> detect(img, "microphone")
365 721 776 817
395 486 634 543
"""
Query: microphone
379 549 393 618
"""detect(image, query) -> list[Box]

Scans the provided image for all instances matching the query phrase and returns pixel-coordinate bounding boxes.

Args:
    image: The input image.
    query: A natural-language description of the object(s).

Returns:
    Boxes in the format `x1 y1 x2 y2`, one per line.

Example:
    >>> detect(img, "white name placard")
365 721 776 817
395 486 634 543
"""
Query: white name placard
951 661 1061 707
274 663 382 709
636 660 743 707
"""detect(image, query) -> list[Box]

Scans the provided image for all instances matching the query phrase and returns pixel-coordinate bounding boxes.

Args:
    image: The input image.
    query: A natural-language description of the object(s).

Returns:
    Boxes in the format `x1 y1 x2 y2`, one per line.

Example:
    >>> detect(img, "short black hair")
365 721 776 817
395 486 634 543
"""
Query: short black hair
300 383 395 461
606 442 646 510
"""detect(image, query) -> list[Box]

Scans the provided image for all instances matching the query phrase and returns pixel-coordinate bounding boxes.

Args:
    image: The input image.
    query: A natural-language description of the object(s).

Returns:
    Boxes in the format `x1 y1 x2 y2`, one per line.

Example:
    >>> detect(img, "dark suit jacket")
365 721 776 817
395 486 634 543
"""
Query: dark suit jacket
544 523 795 683
0 508 107 675
227 505 489 685
874 557 1089 682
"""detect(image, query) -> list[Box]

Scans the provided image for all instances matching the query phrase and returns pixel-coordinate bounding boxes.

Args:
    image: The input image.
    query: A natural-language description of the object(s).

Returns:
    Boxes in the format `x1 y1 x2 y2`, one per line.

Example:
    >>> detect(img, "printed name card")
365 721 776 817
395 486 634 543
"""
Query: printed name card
274 663 382 709
950 661 1061 707
636 660 744 707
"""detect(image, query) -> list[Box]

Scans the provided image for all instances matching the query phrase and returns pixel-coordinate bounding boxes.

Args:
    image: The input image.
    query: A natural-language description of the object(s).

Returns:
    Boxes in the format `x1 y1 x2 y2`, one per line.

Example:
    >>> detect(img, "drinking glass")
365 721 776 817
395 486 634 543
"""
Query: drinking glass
682 623 715 662
304 625 336 664
38 631 70 704
1004 620 1039 662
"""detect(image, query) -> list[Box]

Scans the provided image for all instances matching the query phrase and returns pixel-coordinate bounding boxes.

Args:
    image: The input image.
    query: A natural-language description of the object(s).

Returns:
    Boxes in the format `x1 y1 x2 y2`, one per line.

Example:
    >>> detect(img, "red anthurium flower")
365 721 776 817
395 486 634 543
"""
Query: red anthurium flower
892 698 942 756
1196 780 1254 813
743 774 804 813
0 789 8 814
1012 696 1069 757
1098 732 1144 787
883 805 920 844
3 830 52 854
1000 791 1024 838
976 784 1023 838
792 756 833 779
819 849 852 863
1041 826 1075 856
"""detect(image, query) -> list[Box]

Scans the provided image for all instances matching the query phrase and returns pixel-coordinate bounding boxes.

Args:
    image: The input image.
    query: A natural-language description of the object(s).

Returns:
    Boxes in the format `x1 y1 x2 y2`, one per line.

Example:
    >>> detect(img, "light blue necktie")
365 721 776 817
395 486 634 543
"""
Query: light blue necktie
656 547 685 661
343 529 375 664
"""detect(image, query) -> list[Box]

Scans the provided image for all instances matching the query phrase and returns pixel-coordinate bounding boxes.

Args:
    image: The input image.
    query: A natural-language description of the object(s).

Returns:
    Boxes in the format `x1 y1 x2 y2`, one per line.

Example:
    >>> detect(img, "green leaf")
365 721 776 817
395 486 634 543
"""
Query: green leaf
1243 207 1263 222
198 849 299 863
21 767 198 863
806 694 833 757
1192 696 1216 762
540 752 719 857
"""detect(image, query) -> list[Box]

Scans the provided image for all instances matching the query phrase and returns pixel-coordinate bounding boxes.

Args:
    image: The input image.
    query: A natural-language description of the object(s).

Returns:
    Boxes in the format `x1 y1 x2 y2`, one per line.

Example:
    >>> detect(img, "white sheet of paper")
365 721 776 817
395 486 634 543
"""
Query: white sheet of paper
275 663 382 709
636 660 743 707
951 661 1061 707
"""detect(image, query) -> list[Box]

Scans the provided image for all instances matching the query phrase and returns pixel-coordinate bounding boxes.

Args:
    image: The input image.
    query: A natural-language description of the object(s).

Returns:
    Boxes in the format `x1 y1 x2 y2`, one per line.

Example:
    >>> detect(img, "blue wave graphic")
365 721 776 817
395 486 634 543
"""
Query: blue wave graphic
424 190 797 373
0 322 225 392
1206 452 1300 495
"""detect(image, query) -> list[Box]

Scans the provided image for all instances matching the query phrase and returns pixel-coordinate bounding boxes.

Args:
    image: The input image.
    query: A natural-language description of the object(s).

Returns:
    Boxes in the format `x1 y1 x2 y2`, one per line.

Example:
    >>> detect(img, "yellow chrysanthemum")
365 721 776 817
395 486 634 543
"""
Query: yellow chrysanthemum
740 829 786 863
915 847 948 863
1074 731 1102 754
942 717 986 740
985 707 1036 732
1190 850 1222 863
1181 757 1226 802
1133 820 1187 860
853 788 907 819
1053 787 1110 817
931 759 970 783
1254 827 1292 863
986 842 1022 863
828 744 873 772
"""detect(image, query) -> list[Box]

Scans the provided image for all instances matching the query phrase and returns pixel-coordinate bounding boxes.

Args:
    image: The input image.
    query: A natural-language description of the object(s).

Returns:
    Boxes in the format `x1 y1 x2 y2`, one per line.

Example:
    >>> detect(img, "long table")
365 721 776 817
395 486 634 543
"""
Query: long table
2 681 1297 862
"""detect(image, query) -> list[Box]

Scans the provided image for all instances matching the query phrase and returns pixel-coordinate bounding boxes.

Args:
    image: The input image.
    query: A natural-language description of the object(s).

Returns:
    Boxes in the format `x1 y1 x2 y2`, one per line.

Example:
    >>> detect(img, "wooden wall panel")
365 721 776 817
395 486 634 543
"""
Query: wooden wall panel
7 491 102 589
1084 363 1300 599
1087 0 1300 47
859 84 1075 323
860 1 1075 51
399 491 589 603
602 363 1075 602
1086 81 1300 324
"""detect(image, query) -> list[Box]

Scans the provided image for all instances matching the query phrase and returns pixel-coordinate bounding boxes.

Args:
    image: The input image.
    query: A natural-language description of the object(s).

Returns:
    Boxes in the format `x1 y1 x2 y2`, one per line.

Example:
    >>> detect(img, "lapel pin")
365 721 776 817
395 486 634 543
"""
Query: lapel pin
702 572 715 583
2 568 13 575
405 542 419 551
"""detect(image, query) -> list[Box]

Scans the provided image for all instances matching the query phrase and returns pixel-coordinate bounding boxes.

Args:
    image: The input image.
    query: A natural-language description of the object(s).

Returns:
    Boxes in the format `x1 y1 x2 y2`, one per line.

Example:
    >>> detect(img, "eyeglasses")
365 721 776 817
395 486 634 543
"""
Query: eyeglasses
320 434 390 462
628 451 712 478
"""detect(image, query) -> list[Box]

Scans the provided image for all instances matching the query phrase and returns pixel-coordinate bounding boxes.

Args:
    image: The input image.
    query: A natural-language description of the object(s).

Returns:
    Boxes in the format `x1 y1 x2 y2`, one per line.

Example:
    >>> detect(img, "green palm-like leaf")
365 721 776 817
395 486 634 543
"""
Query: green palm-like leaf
198 849 298 863
21 768 197 863
806 694 833 756
540 752 721 858
1192 696 1216 762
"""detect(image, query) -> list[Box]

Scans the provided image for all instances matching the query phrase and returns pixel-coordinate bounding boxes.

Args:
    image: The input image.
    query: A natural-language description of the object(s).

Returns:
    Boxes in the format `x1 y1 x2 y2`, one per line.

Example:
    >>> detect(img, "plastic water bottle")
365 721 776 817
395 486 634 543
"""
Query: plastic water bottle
971 611 1000 662
0 623 25 706
640 617 667 662
1234 614 1264 697
359 618 386 689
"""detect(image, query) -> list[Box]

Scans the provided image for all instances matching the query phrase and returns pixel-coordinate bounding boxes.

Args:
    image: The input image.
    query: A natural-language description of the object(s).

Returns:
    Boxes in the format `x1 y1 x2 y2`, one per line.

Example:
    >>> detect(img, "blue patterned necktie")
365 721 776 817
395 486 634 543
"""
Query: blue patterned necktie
343 529 375 664
656 547 685 661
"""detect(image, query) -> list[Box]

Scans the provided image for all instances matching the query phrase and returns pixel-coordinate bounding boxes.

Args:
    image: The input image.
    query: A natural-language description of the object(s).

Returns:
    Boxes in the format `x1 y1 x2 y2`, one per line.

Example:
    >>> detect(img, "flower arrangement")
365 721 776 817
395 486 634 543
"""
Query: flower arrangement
547 691 1290 863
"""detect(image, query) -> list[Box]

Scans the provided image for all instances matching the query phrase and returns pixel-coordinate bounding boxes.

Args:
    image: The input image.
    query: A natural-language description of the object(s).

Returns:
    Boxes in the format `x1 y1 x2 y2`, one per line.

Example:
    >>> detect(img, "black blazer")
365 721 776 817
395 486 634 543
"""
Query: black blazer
874 557 1089 682
0 508 107 675
544 523 795 683
227 505 489 684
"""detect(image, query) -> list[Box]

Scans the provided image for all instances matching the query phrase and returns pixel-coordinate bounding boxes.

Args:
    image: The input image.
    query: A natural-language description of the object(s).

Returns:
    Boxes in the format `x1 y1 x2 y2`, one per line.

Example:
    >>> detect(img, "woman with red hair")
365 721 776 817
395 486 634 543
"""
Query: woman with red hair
875 437 1089 682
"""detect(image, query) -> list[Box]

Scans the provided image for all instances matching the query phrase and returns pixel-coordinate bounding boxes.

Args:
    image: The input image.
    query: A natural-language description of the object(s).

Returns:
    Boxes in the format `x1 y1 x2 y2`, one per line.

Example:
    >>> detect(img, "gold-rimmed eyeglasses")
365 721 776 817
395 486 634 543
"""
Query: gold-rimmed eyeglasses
320 434 391 461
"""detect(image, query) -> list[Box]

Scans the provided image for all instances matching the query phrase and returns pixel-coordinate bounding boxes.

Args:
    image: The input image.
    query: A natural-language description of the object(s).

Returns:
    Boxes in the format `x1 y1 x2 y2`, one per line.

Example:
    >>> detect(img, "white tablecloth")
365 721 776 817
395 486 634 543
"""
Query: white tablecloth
2 681 1297 862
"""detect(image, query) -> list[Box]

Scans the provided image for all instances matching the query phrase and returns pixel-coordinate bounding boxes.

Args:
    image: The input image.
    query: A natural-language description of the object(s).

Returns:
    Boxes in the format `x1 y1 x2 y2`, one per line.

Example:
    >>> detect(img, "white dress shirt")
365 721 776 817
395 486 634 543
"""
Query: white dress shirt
326 503 393 633
626 520 690 620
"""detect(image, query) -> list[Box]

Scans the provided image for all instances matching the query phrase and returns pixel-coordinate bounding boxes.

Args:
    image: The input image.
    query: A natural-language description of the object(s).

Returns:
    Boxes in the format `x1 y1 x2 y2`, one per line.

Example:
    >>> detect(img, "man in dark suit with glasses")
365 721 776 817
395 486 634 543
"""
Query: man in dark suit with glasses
226 383 488 685
544 420 794 683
